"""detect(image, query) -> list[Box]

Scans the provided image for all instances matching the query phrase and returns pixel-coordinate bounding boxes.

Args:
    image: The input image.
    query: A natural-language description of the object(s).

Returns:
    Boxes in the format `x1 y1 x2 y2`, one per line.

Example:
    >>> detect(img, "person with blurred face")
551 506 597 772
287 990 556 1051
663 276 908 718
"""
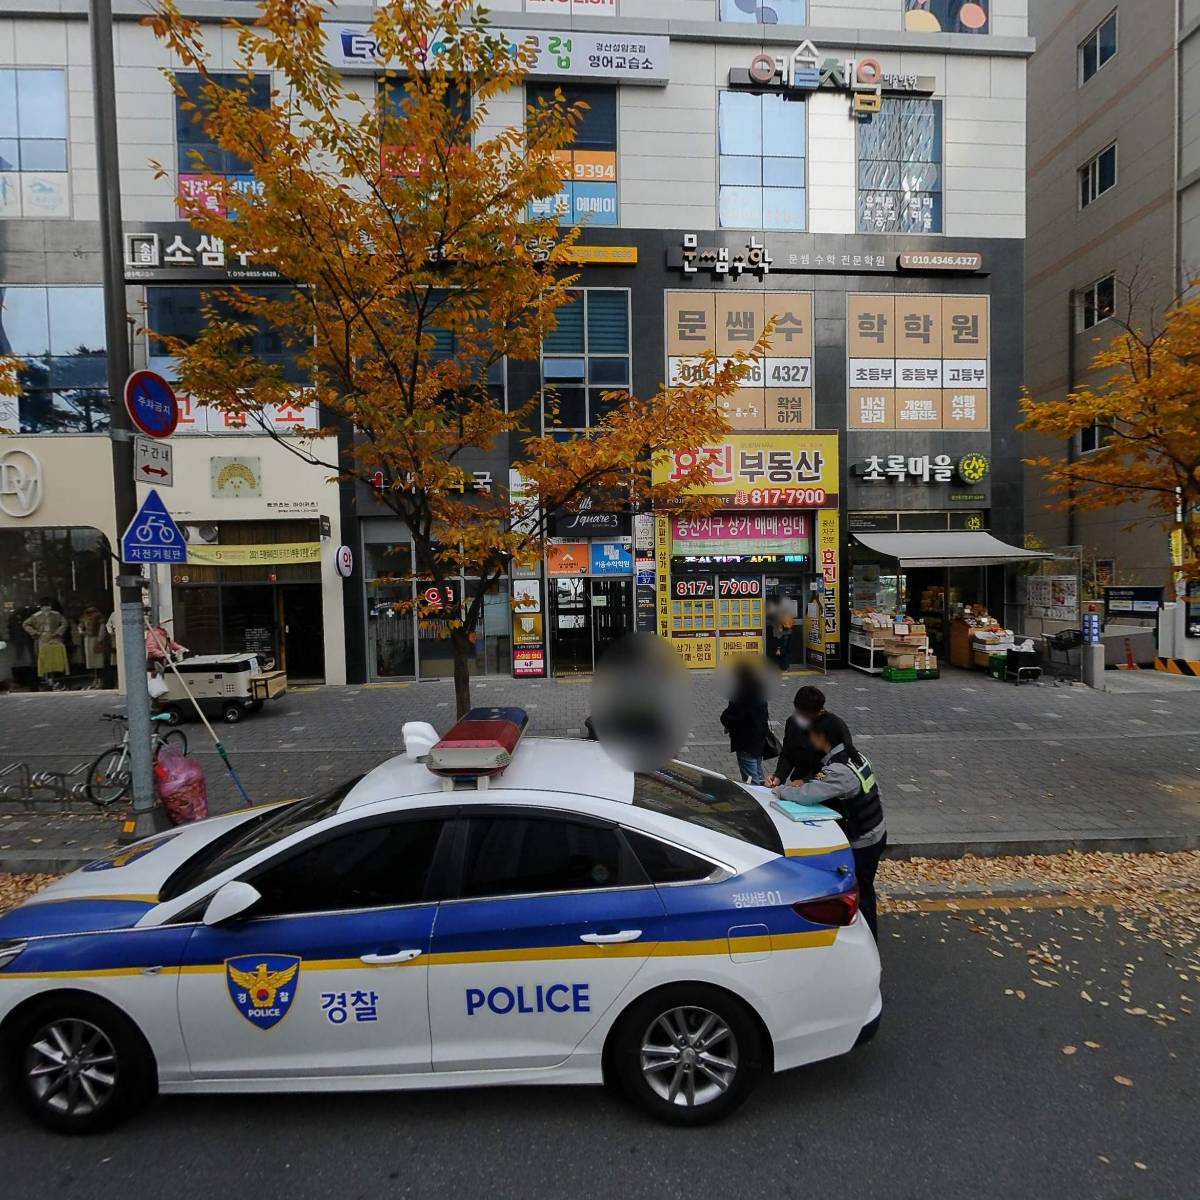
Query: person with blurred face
776 713 887 936
765 685 852 788
720 661 770 786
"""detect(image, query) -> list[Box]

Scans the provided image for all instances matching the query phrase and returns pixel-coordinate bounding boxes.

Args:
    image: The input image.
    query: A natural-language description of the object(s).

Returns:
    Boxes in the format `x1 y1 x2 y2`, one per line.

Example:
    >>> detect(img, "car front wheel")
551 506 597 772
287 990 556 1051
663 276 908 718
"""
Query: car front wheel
610 984 765 1126
3 996 156 1134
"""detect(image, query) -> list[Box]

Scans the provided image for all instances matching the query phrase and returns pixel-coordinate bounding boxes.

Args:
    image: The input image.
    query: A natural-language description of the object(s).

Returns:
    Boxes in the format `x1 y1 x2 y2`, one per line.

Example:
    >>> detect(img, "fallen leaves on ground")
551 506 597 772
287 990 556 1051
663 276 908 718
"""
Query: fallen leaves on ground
0 873 60 913
1114 1075 1134 1087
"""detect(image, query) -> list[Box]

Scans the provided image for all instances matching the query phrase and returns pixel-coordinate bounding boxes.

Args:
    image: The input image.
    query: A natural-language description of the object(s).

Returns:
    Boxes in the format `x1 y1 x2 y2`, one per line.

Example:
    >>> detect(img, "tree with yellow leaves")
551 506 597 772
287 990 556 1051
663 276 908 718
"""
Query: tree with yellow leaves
146 0 754 713
1021 286 1200 580
0 355 19 433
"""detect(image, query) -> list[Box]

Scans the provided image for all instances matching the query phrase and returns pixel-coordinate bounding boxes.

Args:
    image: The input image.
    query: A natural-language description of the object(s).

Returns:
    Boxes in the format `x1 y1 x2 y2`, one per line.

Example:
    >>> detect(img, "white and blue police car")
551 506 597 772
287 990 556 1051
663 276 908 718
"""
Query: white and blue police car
0 708 881 1133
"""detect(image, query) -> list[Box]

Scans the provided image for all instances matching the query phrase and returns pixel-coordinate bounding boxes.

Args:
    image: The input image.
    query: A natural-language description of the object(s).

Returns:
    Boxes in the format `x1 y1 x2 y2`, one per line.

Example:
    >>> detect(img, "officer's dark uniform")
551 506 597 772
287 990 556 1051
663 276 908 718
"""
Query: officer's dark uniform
778 742 887 937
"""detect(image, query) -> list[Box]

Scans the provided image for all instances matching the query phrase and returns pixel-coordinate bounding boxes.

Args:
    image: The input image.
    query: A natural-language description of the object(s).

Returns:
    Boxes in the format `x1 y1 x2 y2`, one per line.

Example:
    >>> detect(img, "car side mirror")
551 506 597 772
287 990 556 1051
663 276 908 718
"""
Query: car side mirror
203 880 262 926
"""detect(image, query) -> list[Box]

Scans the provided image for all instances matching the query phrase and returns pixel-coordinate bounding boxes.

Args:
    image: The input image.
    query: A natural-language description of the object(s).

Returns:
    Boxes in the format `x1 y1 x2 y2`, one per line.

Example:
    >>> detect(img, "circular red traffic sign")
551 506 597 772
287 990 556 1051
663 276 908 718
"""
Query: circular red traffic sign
124 370 179 439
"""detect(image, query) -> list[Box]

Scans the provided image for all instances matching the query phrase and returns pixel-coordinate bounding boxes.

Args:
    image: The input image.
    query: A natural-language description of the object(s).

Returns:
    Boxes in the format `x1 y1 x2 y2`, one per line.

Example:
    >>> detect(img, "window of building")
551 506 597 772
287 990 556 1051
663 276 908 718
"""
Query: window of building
718 91 805 230
0 285 107 432
175 72 270 215
719 0 806 25
858 98 943 234
1079 144 1117 208
460 815 633 898
146 286 306 385
380 79 470 176
1080 11 1118 83
250 818 446 915
1079 422 1110 454
527 83 618 227
903 0 989 33
0 68 69 218
542 288 630 433
1078 274 1116 331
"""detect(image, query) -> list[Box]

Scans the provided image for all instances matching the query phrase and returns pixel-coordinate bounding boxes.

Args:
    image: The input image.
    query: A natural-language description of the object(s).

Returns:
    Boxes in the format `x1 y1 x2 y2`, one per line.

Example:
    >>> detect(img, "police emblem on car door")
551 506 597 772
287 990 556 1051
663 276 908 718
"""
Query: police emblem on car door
225 955 301 1030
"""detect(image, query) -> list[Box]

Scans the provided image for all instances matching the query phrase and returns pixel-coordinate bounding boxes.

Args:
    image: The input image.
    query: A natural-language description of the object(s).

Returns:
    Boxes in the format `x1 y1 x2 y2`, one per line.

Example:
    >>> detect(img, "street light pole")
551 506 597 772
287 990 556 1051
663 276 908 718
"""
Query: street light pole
90 0 161 840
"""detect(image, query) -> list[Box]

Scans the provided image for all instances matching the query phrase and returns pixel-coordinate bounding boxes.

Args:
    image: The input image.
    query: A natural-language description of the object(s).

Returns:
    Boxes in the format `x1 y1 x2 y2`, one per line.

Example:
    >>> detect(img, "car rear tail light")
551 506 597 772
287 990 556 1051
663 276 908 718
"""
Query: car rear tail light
792 889 859 927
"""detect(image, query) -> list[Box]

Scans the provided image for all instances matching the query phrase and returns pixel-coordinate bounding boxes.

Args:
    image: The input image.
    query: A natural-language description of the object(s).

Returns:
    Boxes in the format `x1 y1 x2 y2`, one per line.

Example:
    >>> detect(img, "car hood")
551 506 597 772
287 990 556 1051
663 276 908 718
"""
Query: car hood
0 805 280 940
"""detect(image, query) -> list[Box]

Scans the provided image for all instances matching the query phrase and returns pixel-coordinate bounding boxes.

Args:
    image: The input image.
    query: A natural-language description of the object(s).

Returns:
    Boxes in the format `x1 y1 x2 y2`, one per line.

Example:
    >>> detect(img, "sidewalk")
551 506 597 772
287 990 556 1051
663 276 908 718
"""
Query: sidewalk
2 666 1199 871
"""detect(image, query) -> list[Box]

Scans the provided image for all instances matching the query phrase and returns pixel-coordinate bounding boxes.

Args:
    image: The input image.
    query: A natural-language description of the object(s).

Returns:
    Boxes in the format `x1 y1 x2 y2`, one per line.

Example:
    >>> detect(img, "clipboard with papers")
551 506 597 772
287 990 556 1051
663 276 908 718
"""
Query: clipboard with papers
770 799 843 823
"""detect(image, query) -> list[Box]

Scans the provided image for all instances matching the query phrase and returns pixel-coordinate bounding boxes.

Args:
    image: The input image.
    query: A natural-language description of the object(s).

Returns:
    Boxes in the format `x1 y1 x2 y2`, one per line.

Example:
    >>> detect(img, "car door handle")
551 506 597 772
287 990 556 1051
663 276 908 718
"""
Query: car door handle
360 948 423 964
579 929 642 944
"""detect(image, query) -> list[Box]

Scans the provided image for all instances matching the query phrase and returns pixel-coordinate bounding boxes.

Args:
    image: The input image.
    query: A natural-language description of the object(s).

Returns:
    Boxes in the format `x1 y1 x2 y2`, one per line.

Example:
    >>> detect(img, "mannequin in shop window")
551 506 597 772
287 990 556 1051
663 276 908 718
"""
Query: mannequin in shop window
78 602 107 688
22 597 69 691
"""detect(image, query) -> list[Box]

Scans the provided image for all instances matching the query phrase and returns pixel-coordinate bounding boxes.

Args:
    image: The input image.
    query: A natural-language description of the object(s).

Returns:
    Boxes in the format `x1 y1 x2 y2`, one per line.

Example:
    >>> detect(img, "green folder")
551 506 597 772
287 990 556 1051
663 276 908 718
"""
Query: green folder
771 799 842 823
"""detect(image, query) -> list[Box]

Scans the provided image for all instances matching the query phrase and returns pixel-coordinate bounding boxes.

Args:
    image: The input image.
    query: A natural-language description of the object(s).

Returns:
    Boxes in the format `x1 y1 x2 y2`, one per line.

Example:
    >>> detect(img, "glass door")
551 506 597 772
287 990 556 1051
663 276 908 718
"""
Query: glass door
550 577 592 674
591 578 631 667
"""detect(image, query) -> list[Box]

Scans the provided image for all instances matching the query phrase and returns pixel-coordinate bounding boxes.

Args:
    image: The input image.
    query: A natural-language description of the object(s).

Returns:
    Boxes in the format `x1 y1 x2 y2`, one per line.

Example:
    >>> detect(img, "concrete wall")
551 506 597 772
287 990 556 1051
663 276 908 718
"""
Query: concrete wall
1023 0 1177 585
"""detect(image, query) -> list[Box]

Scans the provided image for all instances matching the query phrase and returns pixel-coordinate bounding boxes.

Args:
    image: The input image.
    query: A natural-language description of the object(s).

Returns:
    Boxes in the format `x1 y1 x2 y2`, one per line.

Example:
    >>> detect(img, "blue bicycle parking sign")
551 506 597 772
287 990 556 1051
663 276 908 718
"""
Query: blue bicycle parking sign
120 489 187 564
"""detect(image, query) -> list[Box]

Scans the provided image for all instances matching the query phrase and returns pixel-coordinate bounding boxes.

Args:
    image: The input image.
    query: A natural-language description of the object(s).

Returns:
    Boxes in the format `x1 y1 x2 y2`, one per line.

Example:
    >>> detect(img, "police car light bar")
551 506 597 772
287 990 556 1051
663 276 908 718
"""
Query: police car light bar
425 707 529 777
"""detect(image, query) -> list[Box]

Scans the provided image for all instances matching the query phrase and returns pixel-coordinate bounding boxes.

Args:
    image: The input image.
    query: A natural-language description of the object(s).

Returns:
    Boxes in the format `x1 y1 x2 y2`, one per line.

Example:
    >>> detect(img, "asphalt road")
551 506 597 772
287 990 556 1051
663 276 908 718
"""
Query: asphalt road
0 903 1195 1200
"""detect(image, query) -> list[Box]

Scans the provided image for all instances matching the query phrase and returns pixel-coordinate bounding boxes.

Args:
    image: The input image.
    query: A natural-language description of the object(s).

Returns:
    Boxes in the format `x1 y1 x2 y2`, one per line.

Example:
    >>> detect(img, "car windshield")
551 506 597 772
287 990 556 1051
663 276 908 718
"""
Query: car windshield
160 777 362 901
633 763 783 854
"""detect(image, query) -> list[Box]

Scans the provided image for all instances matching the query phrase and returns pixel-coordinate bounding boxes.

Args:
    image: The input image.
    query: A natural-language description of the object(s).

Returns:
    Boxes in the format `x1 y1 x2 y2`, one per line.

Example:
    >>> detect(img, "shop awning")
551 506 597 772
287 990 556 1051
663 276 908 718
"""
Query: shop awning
851 531 1054 568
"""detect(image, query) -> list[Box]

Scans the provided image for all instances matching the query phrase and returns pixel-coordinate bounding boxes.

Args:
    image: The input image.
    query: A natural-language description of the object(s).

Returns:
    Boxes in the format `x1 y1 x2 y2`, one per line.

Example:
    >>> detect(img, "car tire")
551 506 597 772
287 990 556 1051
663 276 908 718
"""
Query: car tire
221 703 243 724
609 984 765 1126
3 995 157 1134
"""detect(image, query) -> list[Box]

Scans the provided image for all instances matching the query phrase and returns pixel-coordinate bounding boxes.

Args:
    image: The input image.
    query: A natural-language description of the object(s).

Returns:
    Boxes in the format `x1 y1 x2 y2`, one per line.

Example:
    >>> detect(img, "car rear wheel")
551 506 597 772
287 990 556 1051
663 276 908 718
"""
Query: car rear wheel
610 984 764 1126
4 997 156 1134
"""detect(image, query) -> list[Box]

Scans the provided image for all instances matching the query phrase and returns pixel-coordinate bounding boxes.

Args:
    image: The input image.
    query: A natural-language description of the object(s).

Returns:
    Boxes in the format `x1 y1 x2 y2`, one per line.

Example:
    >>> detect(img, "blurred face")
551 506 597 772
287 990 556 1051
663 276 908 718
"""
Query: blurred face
810 730 832 756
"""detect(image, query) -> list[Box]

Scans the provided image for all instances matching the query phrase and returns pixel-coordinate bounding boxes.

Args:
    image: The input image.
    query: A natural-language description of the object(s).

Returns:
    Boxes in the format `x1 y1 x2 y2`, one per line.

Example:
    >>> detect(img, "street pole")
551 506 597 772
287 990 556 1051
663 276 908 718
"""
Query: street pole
90 0 162 840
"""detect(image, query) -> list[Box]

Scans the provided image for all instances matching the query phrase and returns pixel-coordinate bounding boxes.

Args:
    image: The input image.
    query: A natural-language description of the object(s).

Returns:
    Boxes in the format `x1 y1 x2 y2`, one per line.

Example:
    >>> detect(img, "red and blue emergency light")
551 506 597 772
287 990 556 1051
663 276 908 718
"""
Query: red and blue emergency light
426 707 529 777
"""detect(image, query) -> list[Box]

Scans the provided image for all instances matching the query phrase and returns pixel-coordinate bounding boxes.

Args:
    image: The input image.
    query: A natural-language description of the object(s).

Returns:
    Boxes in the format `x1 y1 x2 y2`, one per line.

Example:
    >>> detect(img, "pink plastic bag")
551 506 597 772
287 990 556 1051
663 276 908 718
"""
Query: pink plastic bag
154 747 209 824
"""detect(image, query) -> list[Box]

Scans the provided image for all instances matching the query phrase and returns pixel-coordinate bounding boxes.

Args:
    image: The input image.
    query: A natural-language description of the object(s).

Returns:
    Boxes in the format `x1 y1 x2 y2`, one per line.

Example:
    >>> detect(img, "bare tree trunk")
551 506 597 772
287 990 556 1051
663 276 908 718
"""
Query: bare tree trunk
451 627 473 718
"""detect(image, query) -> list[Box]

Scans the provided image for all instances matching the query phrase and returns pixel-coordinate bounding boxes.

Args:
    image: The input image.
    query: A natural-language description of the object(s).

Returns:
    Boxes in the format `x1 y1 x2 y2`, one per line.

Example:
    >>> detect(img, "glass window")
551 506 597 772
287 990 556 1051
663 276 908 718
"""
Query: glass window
1079 144 1117 208
542 289 630 432
0 286 108 432
1078 274 1116 331
720 0 807 23
634 763 784 854
526 83 618 227
857 98 943 234
146 286 305 383
161 779 362 901
1080 12 1118 83
0 68 69 218
623 829 720 884
461 815 630 898
719 92 805 231
250 819 445 915
176 72 270 177
903 0 989 33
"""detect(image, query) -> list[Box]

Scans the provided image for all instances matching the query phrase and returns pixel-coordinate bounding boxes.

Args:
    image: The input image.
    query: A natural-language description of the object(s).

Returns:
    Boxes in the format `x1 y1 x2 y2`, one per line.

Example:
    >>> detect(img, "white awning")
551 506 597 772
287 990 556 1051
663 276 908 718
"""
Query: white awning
851 531 1054 568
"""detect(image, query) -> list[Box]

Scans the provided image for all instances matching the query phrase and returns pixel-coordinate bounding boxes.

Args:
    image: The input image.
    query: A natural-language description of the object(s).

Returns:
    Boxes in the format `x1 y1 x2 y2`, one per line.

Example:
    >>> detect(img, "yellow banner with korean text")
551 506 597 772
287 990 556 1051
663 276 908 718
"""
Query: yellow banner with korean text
652 433 839 509
186 542 321 567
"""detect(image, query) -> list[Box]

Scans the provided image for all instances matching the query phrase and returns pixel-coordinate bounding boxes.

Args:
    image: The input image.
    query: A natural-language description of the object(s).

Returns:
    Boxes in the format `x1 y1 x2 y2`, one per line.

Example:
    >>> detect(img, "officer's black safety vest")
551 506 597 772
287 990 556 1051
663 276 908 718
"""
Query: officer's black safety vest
827 746 883 842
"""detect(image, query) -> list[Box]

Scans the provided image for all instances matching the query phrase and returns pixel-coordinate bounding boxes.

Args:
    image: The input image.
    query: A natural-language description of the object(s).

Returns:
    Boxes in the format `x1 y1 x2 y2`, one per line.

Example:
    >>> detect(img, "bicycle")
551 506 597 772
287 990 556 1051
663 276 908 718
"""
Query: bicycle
85 712 189 806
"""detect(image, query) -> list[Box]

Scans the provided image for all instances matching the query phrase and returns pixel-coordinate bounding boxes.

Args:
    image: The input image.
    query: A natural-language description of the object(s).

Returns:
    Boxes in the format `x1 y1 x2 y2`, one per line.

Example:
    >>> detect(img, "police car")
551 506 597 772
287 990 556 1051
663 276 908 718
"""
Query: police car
0 708 881 1133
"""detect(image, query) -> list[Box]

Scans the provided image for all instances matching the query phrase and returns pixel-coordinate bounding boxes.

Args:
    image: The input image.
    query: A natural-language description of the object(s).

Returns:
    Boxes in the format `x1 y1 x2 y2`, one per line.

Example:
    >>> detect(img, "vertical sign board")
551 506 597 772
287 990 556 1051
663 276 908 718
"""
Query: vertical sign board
633 512 657 633
818 508 840 664
654 515 671 639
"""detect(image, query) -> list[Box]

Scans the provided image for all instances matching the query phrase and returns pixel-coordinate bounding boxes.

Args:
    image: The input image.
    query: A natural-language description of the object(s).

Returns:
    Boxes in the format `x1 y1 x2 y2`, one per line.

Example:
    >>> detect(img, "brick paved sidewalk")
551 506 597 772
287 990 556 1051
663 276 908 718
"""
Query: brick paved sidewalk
2 665 1199 870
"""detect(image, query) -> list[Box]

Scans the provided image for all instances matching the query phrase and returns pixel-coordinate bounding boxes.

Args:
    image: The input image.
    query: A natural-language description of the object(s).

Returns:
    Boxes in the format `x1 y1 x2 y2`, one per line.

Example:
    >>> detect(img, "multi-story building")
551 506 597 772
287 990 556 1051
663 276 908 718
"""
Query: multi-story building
1025 1 1198 591
1 0 1034 688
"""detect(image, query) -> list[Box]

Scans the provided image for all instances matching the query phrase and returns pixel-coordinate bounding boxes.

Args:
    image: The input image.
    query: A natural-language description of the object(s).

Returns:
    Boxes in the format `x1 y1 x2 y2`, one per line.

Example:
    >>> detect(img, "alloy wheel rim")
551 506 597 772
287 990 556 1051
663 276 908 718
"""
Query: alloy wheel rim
639 1005 738 1107
25 1019 118 1117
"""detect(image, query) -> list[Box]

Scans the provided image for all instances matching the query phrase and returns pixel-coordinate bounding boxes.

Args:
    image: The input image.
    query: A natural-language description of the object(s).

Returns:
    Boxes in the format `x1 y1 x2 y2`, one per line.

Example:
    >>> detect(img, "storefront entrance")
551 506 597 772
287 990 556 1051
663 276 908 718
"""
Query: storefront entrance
549 577 632 674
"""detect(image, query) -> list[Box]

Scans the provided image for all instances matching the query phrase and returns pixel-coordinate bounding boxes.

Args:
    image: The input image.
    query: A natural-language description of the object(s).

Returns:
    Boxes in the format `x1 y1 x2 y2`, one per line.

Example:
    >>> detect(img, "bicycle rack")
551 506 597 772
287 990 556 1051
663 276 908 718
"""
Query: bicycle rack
1 760 93 811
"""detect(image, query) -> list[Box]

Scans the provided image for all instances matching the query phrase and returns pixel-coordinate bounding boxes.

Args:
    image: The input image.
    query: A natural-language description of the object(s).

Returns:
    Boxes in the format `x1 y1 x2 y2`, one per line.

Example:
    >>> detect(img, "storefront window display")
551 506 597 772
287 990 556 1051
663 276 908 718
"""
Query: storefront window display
0 526 113 691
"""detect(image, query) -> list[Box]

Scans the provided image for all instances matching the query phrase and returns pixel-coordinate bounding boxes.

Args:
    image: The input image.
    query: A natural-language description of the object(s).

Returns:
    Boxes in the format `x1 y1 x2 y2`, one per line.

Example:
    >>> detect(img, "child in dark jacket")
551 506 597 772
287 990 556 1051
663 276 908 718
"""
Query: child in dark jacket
720 662 770 785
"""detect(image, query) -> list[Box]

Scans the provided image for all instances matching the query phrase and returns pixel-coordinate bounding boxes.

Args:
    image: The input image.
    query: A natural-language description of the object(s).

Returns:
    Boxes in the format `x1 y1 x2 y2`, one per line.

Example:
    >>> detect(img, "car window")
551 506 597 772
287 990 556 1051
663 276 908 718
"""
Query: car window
161 778 362 901
461 816 630 899
250 819 445 916
623 829 720 884
633 763 783 854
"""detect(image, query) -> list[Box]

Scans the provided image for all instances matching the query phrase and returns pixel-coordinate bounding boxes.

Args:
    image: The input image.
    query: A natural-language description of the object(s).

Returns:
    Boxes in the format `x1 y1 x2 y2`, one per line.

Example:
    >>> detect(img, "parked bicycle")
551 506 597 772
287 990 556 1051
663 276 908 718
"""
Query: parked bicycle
85 712 188 806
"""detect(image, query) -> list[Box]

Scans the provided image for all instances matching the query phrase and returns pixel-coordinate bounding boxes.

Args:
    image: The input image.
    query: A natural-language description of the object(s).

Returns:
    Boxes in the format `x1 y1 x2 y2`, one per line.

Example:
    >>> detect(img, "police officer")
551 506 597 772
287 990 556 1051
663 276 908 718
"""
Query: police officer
775 712 887 937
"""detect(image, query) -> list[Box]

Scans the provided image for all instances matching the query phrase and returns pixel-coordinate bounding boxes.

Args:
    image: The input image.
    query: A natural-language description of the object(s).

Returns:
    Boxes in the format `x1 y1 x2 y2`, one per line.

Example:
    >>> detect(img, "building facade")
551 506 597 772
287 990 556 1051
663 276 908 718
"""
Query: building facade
1025 1 1199 590
1 0 1031 685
